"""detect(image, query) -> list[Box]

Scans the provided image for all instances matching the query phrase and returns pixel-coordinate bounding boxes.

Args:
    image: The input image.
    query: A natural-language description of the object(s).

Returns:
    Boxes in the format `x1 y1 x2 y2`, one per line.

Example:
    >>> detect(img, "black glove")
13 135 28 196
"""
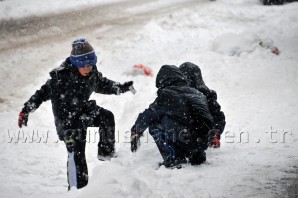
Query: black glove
119 81 134 93
131 131 140 152
18 111 29 128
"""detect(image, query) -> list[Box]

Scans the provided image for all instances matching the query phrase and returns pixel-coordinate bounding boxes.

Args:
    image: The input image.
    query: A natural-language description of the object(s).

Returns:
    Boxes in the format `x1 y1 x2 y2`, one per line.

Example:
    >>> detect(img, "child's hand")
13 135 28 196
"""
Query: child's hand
18 111 29 128
119 81 134 93
131 131 140 152
208 129 221 148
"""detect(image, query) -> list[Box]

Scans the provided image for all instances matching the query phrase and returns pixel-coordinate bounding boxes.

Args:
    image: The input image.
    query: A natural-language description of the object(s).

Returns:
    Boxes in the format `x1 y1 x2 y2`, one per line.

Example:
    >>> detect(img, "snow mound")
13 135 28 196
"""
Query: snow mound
212 32 281 56
212 32 261 56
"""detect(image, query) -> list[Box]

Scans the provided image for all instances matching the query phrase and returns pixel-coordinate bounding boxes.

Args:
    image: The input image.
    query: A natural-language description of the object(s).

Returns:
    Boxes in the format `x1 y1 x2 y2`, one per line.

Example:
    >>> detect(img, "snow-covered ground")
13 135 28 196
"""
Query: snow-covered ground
0 0 298 197
0 0 130 20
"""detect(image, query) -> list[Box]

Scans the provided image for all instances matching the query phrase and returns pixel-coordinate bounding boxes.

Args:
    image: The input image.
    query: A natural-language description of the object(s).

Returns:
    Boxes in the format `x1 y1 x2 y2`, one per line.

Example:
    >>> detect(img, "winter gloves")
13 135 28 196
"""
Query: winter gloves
131 131 141 152
18 111 29 128
114 81 136 95
119 81 134 93
208 129 221 148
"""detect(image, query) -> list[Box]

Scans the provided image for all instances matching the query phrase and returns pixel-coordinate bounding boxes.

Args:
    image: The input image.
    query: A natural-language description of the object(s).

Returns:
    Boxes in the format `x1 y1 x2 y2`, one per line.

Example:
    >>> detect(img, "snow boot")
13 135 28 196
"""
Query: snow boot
97 141 116 161
189 150 206 166
159 158 187 169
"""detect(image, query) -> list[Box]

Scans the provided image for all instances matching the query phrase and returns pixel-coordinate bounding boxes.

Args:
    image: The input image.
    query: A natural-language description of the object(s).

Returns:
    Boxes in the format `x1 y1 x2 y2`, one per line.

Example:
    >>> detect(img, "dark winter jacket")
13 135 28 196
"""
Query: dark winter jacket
132 65 214 137
22 57 122 137
179 62 226 134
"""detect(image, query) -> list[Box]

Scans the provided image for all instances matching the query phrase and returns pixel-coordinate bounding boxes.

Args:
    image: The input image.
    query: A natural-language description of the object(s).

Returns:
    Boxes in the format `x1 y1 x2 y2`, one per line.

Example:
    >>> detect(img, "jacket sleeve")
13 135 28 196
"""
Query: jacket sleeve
131 100 164 135
22 80 51 113
207 90 226 134
94 72 119 95
187 92 214 131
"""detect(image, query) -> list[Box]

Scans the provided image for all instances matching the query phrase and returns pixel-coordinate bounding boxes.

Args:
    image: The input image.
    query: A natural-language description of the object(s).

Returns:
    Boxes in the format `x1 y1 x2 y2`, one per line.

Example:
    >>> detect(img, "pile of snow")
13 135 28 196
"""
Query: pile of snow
212 32 260 55
211 32 280 56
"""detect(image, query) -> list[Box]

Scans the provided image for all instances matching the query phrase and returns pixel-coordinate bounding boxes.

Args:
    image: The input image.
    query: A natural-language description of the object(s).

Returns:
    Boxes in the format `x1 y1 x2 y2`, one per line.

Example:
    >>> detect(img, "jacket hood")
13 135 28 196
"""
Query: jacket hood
179 62 206 89
156 65 188 89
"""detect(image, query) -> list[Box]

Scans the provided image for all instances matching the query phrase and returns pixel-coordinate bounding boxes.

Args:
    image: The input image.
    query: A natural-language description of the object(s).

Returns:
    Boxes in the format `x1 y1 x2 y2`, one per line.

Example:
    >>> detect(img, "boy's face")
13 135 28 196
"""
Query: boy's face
78 64 93 76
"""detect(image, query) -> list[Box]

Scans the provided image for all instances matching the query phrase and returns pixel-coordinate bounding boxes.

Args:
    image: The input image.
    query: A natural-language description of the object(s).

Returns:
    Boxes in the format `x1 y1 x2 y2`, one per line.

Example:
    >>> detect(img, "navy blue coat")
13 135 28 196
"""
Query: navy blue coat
132 65 214 138
179 62 226 134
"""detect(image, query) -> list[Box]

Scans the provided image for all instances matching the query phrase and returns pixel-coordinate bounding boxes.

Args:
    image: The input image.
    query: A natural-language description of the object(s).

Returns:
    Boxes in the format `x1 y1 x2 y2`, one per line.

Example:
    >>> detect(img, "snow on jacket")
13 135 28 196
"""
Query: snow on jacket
132 65 214 137
22 57 121 137
179 62 226 134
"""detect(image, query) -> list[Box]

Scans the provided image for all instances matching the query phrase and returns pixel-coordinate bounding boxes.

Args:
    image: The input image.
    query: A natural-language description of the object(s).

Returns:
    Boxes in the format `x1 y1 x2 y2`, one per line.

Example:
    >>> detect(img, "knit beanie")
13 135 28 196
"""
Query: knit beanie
70 38 97 68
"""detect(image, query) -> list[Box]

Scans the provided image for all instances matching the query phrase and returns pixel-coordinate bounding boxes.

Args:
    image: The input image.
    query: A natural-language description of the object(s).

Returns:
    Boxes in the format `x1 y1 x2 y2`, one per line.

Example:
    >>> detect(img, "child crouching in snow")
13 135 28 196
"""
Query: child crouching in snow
130 65 214 168
18 38 134 189
179 62 226 148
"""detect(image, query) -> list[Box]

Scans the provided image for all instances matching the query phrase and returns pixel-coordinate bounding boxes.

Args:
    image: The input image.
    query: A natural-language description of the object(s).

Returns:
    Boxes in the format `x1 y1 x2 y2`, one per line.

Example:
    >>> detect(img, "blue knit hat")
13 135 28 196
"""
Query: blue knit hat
70 38 97 68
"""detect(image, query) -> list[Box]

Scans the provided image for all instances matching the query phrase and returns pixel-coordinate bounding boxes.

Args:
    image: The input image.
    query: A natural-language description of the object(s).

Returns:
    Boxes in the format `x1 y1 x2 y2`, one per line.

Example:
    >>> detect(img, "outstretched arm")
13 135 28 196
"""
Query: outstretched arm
94 72 134 95
130 101 164 152
131 100 164 135
18 80 51 128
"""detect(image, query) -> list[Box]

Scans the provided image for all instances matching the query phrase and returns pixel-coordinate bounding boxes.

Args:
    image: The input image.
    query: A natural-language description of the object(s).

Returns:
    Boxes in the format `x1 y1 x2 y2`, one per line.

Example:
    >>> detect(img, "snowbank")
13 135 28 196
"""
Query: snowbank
211 32 280 56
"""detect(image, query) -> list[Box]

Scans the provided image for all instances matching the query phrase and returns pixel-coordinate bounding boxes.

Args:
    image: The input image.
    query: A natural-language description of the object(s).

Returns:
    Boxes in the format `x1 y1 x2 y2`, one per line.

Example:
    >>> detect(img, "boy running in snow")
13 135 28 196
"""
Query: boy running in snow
18 38 134 189
179 62 226 148
130 65 214 168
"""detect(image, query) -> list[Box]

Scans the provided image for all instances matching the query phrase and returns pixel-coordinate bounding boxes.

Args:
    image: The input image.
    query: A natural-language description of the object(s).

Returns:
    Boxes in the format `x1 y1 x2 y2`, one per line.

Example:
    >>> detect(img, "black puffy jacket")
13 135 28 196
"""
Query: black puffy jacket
132 65 214 136
22 57 122 136
179 62 226 134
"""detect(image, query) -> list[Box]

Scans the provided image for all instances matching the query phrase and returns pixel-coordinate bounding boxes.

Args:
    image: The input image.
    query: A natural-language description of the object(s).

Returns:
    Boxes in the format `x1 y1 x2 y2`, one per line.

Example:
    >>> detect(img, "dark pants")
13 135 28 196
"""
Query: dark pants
149 116 208 166
64 105 115 189
65 131 88 189
91 106 115 155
